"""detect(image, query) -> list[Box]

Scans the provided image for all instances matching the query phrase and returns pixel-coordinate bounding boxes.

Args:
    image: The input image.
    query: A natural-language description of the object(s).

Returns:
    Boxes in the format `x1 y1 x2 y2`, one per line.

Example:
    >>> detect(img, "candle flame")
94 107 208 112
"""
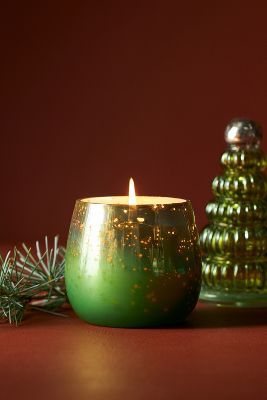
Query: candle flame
129 178 136 205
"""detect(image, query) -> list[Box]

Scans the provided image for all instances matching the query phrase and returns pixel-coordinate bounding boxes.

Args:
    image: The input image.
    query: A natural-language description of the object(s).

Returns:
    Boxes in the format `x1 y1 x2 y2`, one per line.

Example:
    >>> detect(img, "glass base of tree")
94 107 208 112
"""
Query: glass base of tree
200 258 267 307
200 290 267 307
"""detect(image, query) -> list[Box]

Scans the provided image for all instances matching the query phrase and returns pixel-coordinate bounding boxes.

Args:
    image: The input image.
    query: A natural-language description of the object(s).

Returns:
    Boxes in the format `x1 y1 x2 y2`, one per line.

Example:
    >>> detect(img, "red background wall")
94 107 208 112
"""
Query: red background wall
1 1 267 244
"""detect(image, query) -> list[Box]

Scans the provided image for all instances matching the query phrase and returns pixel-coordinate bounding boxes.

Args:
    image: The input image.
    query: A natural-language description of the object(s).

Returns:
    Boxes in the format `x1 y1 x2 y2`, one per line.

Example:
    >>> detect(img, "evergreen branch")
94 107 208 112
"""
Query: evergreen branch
0 236 67 325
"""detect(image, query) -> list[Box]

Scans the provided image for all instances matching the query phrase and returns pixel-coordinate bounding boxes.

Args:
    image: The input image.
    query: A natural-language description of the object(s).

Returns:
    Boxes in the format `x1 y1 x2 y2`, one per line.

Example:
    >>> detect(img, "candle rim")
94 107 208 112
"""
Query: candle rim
79 196 187 205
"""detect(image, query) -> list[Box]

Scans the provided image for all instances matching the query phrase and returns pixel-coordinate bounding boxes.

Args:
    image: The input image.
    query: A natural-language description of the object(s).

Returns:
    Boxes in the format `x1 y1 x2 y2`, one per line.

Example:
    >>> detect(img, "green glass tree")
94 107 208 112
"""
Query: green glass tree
200 119 267 307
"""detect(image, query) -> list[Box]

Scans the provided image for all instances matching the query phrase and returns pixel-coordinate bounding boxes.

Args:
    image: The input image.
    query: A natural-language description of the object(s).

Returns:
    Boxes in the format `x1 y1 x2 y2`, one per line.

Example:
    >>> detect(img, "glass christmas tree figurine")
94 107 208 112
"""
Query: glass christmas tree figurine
200 119 267 307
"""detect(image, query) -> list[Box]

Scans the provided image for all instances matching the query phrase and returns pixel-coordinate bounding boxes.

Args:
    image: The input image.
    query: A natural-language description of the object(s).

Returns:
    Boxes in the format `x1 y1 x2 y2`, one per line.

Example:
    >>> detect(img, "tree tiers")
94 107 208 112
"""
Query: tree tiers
200 120 267 304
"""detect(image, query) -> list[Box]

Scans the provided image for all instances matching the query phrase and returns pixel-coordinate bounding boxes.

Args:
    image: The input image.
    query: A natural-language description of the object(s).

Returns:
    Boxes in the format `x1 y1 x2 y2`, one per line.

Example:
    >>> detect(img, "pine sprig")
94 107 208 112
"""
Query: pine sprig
0 236 67 325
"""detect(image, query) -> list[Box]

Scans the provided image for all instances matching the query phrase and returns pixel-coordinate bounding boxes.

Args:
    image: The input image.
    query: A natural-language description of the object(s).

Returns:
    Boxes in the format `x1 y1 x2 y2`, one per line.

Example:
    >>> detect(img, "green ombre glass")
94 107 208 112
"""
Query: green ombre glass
200 119 267 307
65 196 202 327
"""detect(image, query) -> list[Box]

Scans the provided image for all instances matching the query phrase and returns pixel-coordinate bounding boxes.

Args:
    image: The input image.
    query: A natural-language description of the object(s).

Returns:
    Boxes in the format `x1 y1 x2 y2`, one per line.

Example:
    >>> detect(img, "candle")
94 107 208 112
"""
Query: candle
65 179 202 327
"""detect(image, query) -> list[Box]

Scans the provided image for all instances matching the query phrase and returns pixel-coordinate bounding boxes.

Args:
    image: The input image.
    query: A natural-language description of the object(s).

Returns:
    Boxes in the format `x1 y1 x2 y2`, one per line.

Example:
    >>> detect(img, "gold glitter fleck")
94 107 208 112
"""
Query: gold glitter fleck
133 283 141 289
137 217 144 222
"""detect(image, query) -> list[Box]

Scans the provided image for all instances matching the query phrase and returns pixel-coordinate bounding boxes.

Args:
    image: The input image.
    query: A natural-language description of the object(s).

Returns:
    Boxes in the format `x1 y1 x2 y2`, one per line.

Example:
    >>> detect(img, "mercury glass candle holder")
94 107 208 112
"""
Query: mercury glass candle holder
65 196 202 327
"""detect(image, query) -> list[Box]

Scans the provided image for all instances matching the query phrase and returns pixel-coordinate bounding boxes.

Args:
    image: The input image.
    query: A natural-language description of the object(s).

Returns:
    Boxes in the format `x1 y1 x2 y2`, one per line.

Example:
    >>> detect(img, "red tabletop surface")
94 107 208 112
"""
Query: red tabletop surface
1 303 267 400
1 242 267 400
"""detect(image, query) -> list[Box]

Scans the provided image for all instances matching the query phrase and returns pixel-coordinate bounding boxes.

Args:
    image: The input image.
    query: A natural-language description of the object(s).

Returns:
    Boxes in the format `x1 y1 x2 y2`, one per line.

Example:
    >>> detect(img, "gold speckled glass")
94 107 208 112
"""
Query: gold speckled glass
65 197 202 327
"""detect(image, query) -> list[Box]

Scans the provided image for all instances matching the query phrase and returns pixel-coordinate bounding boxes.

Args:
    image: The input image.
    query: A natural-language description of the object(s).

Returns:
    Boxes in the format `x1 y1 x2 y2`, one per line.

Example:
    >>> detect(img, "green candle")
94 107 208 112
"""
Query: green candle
65 181 201 327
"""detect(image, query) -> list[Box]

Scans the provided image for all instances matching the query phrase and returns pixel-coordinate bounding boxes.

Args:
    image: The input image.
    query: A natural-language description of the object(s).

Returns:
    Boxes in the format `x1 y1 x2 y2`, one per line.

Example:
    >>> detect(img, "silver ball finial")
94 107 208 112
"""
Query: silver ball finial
225 119 262 145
